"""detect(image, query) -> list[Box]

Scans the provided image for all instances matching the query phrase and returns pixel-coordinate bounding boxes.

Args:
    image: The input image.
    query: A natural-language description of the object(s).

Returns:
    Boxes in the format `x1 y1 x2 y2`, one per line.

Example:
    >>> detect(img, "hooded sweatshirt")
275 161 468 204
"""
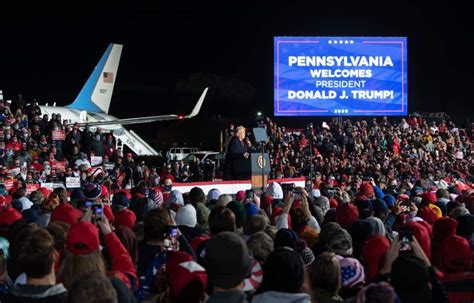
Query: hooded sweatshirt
251 291 311 303
1 283 67 303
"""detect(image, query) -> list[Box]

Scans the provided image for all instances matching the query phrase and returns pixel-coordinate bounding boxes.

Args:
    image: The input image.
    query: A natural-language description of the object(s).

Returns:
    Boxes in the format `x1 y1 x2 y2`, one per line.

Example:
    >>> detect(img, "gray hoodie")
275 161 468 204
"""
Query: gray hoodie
251 291 311 303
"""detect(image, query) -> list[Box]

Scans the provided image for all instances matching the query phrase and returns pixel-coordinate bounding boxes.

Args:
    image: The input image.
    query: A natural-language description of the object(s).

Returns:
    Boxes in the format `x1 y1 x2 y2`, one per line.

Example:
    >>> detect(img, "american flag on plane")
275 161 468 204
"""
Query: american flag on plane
103 72 114 83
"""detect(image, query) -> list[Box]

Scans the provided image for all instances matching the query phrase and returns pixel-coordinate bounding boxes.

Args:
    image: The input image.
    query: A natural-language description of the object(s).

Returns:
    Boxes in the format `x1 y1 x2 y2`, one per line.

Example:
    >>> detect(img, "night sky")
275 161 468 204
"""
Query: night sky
0 3 472 150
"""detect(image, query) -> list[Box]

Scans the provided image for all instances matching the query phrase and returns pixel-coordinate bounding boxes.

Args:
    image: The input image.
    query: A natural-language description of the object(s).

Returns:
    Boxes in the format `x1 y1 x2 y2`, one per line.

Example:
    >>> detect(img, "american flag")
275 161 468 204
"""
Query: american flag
103 72 114 83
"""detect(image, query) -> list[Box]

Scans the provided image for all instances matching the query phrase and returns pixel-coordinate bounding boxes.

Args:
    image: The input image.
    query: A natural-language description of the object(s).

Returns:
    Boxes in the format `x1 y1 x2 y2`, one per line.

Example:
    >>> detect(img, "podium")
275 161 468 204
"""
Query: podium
234 153 271 192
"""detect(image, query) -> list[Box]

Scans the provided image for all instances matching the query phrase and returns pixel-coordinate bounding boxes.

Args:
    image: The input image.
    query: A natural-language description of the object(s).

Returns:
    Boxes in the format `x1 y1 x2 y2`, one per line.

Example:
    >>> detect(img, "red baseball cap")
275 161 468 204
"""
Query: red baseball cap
38 187 52 198
66 221 100 255
0 207 22 226
166 251 207 299
113 209 136 230
51 204 83 226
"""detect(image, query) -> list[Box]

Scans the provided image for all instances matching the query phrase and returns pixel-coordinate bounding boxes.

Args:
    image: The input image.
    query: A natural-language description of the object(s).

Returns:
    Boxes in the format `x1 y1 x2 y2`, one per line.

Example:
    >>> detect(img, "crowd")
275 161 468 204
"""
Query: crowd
0 96 473 303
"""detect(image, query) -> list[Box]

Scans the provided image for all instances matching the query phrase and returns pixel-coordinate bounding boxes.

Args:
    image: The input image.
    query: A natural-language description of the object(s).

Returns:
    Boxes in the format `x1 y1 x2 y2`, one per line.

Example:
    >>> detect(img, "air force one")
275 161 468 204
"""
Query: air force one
39 43 208 156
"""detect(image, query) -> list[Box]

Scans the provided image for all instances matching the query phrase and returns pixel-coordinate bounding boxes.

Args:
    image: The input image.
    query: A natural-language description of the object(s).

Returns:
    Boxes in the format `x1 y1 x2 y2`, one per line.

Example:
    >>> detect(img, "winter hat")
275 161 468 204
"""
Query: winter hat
382 195 396 208
373 199 388 218
207 189 221 202
311 189 321 198
274 228 300 249
315 196 330 215
175 204 197 228
412 186 424 196
329 198 339 208
226 201 246 228
355 200 373 219
336 203 359 228
167 190 184 207
300 246 315 267
417 207 439 225
266 182 283 200
112 192 130 208
421 192 437 204
450 206 470 219
245 202 259 218
70 188 86 202
358 282 398 303
0 207 22 226
404 221 431 258
338 256 365 288
66 221 100 255
190 235 210 254
366 217 386 236
363 235 390 282
391 253 431 302
148 190 164 207
189 187 205 204
440 235 472 273
359 182 375 198
83 182 102 200
204 232 252 289
433 217 458 243
260 247 305 293
166 251 207 300
233 190 244 202
325 228 353 256
51 203 83 226
243 258 263 292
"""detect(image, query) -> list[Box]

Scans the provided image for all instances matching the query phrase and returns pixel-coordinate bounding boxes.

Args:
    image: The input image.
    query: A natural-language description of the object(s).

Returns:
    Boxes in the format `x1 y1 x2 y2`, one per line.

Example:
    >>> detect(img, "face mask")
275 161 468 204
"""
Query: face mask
95 135 101 141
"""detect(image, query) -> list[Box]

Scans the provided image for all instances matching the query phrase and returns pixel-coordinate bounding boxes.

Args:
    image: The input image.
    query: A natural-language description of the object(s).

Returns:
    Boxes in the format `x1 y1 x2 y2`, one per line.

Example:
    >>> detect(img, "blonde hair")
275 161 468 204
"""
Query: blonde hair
58 250 106 289
236 126 246 132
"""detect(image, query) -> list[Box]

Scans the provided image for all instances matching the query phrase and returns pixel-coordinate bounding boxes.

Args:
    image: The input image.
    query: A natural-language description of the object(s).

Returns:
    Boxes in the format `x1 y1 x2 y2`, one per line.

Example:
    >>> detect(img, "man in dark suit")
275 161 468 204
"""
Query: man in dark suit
224 126 249 180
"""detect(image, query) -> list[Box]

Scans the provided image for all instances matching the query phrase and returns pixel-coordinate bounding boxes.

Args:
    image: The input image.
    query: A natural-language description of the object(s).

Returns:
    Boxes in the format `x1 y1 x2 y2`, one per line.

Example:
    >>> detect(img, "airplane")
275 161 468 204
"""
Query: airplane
39 43 209 156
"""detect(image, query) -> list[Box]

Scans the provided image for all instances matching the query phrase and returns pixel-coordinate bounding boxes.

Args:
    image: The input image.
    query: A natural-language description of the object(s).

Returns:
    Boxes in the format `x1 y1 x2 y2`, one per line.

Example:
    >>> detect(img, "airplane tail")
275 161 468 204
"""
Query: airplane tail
68 43 123 114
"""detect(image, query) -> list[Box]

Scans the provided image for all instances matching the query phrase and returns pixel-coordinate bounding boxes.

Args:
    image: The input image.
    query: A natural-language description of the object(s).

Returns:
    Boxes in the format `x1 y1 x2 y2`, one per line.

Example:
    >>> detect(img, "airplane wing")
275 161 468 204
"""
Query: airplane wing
70 87 208 127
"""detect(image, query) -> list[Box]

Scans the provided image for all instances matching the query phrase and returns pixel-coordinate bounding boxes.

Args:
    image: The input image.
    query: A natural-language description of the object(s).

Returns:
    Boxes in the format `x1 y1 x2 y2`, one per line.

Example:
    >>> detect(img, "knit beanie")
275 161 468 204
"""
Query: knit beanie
226 200 246 228
175 204 198 228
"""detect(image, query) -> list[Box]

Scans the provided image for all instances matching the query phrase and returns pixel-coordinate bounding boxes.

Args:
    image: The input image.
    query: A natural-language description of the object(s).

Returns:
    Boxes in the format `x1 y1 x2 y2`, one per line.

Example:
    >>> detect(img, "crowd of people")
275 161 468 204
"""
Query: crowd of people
0 96 473 303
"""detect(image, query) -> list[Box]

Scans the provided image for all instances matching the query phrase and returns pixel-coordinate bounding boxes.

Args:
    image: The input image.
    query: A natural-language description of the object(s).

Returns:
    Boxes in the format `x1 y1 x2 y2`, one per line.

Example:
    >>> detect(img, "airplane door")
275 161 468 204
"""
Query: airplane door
79 111 88 123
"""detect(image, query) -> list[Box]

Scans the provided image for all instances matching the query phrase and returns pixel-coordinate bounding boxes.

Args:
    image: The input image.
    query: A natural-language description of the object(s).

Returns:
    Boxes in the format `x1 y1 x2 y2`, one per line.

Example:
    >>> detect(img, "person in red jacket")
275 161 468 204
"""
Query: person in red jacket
439 235 474 303
58 212 138 292
111 191 136 230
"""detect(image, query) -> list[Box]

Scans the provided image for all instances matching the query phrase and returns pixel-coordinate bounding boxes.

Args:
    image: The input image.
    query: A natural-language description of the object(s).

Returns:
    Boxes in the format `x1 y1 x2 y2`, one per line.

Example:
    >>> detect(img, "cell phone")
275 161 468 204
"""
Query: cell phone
163 226 179 252
398 227 413 251
245 189 254 200
91 203 103 222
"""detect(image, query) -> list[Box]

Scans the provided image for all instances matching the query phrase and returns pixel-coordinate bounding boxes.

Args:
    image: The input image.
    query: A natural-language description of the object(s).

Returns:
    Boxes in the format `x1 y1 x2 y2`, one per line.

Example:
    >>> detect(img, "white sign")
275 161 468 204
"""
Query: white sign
91 156 103 167
66 177 81 188
41 182 54 191
10 168 20 176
